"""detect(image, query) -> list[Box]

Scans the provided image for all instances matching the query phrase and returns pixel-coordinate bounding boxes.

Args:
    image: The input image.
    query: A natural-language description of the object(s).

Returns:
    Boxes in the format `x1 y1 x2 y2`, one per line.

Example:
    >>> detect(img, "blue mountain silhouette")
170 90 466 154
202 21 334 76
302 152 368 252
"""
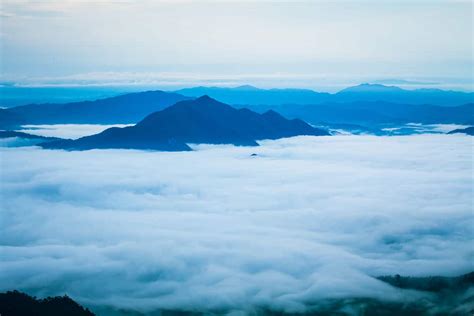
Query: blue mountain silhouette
41 96 329 151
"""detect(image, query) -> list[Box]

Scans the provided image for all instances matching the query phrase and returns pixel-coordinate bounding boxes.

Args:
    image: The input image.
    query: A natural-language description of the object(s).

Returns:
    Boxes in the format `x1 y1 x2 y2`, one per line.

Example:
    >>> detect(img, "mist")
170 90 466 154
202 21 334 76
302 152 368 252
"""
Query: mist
0 135 472 314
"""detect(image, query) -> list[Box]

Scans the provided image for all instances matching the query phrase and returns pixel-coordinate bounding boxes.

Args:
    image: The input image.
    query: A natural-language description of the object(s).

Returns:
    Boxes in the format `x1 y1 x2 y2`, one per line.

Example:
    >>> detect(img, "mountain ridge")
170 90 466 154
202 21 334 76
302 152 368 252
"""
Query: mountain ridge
447 126 474 135
0 90 191 128
238 101 474 126
41 95 329 151
176 83 473 106
1 84 472 130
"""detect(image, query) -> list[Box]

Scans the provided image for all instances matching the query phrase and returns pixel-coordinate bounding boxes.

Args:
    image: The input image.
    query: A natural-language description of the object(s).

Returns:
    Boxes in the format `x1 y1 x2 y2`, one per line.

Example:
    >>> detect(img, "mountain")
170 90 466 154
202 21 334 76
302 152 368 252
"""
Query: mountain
377 272 474 293
372 79 438 85
2 84 472 130
176 85 332 106
448 126 474 135
0 90 191 128
238 102 474 126
0 85 140 108
2 84 472 131
0 131 64 147
41 96 329 151
0 290 95 316
0 130 62 141
0 108 26 129
176 84 474 107
334 84 474 106
338 83 404 93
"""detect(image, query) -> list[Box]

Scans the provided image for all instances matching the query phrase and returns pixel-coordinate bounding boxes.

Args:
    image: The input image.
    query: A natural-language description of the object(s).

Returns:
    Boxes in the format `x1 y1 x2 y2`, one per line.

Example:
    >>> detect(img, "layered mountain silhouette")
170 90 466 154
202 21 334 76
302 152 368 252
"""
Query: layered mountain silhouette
0 85 141 107
0 131 64 147
0 108 26 129
177 83 474 107
0 131 61 141
176 85 332 106
448 126 474 135
2 84 473 131
336 84 474 107
241 101 474 126
41 96 329 151
0 90 190 128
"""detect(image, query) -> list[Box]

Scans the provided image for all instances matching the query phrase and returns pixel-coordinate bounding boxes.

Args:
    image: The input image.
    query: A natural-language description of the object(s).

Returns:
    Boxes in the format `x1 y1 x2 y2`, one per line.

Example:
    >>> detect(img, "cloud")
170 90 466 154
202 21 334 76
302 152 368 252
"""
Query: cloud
0 135 472 314
18 124 133 140
2 71 359 91
2 1 472 85
3 71 473 92
2 0 135 15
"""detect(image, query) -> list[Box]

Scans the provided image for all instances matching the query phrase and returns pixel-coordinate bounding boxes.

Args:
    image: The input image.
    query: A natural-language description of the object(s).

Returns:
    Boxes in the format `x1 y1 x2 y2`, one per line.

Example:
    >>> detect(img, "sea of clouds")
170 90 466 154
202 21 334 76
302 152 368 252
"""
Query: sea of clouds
18 124 134 140
0 135 472 314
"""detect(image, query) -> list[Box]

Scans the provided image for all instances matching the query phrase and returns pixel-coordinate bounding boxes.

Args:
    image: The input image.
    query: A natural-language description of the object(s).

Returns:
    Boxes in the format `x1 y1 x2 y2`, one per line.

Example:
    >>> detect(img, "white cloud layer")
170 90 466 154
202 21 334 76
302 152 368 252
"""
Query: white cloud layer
0 135 472 314
4 71 474 92
18 124 133 140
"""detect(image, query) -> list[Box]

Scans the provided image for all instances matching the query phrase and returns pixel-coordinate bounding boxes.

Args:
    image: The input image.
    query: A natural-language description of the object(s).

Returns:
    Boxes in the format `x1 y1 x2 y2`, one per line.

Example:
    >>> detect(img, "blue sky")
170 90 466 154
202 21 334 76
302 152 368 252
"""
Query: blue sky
1 0 472 90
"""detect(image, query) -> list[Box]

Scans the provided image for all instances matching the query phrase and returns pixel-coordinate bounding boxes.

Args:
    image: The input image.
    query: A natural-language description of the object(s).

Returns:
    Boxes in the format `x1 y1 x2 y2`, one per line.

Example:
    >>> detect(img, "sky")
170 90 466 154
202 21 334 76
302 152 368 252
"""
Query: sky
0 0 473 90
1 135 472 314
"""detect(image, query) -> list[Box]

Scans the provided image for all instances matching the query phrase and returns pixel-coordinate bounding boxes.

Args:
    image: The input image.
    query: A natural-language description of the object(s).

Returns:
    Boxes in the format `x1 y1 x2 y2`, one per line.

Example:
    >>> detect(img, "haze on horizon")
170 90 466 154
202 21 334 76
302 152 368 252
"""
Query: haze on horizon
0 0 473 91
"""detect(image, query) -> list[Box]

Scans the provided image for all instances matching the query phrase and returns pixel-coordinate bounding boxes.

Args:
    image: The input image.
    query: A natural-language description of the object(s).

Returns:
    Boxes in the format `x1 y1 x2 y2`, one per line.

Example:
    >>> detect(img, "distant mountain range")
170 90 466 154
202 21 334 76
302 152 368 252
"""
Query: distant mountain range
448 126 474 136
0 130 61 141
176 83 473 107
176 85 332 107
1 84 472 131
241 101 474 126
0 109 26 130
0 85 142 107
0 131 63 147
0 90 190 128
41 96 328 151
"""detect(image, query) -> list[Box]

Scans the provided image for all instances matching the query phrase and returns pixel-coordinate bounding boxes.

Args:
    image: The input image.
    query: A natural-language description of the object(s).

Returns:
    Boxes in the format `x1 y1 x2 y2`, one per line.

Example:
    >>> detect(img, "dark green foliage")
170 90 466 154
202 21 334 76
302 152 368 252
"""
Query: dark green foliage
0 290 95 316
377 272 474 292
2 273 472 315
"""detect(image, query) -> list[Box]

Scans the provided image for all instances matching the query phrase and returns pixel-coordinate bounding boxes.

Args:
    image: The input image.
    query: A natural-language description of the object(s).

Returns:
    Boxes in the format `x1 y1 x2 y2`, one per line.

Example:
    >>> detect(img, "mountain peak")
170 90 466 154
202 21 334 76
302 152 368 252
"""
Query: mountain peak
41 98 329 151
192 95 228 107
338 83 403 93
190 95 228 109
196 94 214 101
262 109 282 118
234 85 259 90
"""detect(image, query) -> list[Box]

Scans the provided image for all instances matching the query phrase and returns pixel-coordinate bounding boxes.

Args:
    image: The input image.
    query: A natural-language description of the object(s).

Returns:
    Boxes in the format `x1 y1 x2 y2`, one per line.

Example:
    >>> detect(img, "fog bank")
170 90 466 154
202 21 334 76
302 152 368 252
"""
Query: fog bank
0 135 472 314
